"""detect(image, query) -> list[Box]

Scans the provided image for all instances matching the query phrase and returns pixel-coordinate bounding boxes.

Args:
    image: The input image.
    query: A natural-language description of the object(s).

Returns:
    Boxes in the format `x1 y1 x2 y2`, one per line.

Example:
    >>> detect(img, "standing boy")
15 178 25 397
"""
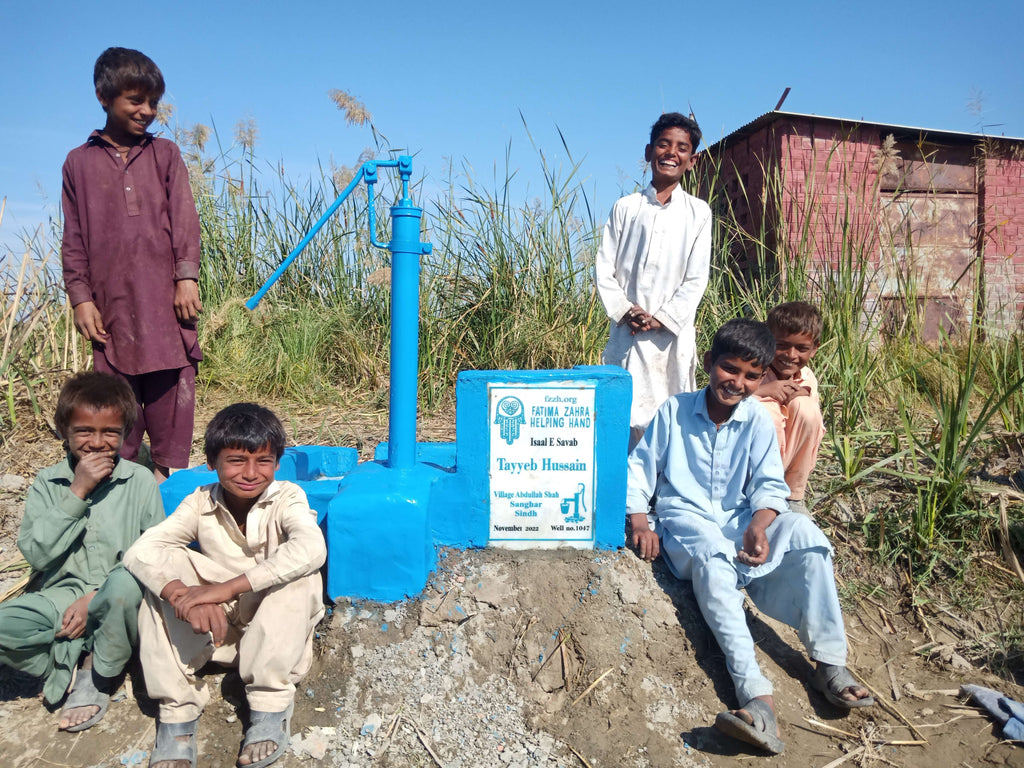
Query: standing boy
756 301 825 516
0 372 164 732
595 112 712 448
61 47 202 483
627 319 871 755
125 403 326 768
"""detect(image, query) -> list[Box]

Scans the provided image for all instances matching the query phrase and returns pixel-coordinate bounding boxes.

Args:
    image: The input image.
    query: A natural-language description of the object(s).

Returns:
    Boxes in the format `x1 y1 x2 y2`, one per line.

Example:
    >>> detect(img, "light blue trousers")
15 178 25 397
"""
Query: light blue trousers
689 544 847 703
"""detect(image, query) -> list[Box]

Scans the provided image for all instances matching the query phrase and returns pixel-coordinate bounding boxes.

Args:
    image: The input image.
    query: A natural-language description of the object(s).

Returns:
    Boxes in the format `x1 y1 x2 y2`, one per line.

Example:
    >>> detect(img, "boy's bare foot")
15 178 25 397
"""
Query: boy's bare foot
58 655 110 732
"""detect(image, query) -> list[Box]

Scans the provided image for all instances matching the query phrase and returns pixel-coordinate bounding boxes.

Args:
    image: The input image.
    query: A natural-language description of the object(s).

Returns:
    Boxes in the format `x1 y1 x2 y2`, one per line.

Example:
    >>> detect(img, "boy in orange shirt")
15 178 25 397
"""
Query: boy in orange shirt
756 302 825 516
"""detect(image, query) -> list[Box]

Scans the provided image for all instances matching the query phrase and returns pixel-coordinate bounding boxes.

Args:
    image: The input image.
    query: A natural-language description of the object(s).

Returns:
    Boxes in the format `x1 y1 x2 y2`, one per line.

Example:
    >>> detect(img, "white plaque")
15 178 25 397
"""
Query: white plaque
488 384 596 548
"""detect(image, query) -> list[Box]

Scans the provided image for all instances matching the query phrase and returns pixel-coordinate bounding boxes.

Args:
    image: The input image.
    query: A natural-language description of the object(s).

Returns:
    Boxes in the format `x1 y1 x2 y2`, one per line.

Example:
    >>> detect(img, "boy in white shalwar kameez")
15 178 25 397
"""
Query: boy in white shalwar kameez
627 319 872 755
595 112 712 448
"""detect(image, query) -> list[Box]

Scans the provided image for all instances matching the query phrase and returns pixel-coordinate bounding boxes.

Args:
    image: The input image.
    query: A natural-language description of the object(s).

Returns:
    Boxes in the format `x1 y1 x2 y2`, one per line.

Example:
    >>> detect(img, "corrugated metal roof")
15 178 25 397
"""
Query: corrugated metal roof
703 110 1024 153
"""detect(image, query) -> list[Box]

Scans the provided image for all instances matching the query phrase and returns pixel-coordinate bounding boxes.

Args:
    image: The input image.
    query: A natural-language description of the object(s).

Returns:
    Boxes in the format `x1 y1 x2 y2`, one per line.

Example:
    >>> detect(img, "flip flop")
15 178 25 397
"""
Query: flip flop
813 664 875 708
239 702 293 768
714 697 785 755
59 669 110 732
150 718 199 768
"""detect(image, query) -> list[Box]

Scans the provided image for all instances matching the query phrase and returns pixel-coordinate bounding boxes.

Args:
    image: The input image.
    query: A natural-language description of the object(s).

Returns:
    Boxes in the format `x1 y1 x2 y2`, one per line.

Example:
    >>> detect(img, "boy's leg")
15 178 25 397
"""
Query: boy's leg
235 572 323 767
91 349 145 461
0 593 62 677
690 554 774 704
138 549 242 724
780 396 824 502
238 572 325 714
744 533 847 667
136 364 198 473
86 565 145 678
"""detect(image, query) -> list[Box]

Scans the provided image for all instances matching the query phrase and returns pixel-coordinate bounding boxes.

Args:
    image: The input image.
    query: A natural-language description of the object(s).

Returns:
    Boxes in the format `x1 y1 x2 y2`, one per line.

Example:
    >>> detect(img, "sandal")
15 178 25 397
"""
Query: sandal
59 669 110 732
715 697 785 755
150 718 199 768
238 702 293 768
813 664 875 708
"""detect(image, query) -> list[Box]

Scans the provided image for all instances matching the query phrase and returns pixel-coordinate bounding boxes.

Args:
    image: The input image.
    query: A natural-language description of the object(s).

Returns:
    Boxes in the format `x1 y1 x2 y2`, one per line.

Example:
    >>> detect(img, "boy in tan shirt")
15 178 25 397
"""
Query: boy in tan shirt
125 403 325 768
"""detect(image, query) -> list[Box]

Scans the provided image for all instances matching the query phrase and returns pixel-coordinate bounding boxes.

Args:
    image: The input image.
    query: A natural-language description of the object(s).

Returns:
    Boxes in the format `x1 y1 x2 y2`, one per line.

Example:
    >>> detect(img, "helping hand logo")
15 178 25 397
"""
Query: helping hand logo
494 396 525 445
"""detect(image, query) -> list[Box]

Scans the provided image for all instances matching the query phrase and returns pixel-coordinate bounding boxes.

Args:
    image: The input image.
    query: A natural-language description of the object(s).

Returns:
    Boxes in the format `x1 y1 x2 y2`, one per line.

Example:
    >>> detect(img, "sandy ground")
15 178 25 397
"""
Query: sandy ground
2 404 1024 767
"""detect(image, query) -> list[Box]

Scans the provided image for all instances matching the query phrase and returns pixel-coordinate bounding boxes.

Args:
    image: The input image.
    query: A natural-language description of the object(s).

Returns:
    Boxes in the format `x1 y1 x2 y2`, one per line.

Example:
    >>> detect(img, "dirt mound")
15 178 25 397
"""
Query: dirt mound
2 543 1022 767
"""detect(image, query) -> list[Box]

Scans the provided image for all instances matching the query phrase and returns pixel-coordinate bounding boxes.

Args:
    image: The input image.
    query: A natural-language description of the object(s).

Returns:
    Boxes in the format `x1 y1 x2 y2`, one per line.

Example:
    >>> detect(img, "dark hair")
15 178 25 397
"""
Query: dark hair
709 318 776 369
94 47 165 104
766 301 823 344
204 403 286 464
54 372 137 439
649 112 702 151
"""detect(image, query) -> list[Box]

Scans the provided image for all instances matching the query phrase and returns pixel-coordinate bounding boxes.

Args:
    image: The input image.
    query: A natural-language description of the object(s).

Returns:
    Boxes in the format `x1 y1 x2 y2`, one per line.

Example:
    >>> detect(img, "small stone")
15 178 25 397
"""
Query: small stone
920 707 935 716
360 713 382 737
225 714 237 723
350 644 365 659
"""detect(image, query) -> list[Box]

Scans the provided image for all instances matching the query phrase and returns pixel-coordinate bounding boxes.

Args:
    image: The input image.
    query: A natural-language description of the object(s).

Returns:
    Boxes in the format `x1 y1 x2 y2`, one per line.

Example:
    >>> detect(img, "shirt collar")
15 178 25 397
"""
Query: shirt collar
691 388 754 425
210 479 283 513
643 182 682 206
87 129 154 150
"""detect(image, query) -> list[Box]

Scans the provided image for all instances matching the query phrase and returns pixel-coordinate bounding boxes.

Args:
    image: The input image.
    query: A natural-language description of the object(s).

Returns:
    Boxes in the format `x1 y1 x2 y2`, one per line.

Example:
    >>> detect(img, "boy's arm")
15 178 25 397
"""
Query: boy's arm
594 204 635 323
744 408 792 517
123 491 204 598
163 142 203 322
650 204 712 336
243 484 326 592
60 155 110 342
18 471 96 573
625 407 673 561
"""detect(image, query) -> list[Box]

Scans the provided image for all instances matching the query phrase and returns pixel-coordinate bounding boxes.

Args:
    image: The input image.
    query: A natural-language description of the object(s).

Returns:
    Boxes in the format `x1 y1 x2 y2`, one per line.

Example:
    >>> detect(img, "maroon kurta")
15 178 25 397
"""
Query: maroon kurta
61 131 202 375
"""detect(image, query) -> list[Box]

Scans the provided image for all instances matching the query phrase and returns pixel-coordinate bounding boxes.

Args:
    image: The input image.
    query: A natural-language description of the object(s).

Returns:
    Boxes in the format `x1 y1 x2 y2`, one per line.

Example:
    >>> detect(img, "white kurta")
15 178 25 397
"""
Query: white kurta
595 183 712 431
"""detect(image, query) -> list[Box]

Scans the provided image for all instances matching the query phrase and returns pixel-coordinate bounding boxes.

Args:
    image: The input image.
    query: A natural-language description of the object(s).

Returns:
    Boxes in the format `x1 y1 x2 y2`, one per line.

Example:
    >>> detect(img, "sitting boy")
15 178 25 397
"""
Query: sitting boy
627 319 871 755
124 403 325 768
0 372 164 731
756 301 825 516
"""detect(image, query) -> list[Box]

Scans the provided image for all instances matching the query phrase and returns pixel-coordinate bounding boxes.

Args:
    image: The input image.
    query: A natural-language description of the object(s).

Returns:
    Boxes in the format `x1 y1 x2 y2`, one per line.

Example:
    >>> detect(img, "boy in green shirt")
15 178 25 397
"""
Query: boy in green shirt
0 372 164 730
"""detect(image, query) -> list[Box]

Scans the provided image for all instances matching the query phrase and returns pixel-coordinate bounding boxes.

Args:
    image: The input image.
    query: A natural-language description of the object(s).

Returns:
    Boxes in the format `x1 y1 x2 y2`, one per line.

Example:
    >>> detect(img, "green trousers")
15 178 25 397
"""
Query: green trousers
0 565 144 703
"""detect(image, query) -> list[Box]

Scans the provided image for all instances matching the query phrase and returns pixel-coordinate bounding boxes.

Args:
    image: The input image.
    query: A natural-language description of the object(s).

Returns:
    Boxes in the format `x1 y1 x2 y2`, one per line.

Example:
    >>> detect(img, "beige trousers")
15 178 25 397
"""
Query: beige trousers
138 549 324 722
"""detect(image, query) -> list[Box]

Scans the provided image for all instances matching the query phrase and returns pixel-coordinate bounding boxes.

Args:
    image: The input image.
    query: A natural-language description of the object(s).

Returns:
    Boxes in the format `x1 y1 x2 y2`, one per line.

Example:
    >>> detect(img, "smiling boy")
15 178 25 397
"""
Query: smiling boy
125 403 325 768
61 47 202 484
756 302 826 515
627 319 871 755
0 373 163 732
595 112 712 448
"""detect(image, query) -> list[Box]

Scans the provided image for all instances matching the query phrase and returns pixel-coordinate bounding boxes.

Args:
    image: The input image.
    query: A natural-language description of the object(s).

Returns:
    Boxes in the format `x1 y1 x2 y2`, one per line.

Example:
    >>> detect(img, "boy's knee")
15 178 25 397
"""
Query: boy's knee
92 567 145 617
787 396 822 427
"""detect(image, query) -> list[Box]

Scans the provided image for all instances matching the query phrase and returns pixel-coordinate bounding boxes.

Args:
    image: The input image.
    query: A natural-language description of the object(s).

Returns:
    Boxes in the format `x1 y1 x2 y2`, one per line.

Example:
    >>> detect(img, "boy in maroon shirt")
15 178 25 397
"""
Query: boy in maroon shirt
62 47 202 483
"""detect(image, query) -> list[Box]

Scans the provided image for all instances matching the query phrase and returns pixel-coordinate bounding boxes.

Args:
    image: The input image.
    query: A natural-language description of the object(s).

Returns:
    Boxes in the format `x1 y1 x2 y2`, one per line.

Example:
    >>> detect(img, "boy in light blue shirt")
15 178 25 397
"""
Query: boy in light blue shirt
627 318 872 755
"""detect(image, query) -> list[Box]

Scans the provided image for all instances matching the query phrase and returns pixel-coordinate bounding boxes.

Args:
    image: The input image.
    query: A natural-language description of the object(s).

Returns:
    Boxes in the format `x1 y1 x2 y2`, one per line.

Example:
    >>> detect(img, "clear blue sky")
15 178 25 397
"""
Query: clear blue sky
2 0 1022 254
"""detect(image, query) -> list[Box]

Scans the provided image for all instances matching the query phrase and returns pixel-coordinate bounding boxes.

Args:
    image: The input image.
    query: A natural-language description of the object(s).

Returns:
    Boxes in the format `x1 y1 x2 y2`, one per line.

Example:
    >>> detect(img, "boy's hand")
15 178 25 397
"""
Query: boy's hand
184 603 229 646
72 301 109 342
757 379 805 404
737 509 778 566
174 582 237 617
55 591 97 639
174 279 203 324
629 512 660 561
622 305 664 335
70 450 117 499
